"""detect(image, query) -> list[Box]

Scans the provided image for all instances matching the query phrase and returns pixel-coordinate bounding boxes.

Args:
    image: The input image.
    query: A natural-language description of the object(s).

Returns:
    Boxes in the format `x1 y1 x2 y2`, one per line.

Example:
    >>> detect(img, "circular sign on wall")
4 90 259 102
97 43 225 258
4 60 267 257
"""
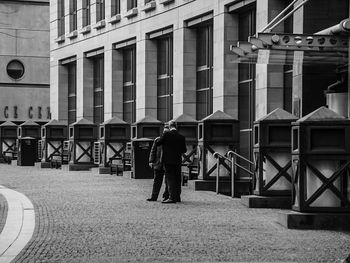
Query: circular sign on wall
7 60 25 80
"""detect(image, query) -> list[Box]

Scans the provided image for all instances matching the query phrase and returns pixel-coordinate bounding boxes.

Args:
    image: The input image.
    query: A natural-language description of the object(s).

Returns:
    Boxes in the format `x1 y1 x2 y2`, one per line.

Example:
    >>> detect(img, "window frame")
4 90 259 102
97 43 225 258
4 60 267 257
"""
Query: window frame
82 0 91 27
57 0 65 37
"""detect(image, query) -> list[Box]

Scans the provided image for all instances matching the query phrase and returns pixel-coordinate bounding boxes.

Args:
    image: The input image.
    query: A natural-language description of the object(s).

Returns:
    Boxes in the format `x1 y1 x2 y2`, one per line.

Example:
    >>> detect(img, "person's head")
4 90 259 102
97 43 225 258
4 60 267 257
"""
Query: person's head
168 120 177 130
163 123 170 133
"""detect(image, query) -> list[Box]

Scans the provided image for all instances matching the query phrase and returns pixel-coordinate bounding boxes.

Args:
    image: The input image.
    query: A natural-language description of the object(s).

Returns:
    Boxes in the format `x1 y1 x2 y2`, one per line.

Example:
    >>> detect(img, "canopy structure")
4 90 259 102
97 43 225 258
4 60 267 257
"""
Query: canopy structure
230 0 350 66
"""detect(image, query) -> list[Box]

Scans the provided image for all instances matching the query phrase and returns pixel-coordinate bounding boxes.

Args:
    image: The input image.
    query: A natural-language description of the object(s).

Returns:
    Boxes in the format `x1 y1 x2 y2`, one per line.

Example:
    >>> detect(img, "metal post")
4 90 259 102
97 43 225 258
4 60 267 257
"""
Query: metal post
231 154 235 198
216 155 220 194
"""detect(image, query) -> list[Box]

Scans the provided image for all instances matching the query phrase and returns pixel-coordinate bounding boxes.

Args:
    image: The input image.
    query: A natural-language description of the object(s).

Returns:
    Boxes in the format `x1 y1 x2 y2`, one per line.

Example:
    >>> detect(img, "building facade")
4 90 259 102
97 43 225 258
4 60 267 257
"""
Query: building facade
0 0 50 124
50 0 350 160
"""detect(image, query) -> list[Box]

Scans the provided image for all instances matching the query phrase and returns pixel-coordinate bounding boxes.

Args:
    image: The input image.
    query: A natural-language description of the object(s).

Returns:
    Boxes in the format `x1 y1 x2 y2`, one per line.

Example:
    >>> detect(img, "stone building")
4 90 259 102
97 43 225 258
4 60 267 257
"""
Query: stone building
0 0 50 124
50 0 349 160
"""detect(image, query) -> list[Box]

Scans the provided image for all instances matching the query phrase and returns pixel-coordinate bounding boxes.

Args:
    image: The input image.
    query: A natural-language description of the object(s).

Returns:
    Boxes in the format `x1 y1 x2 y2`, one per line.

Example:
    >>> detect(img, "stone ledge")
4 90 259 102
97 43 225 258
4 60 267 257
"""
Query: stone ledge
159 0 174 5
241 195 292 209
277 211 350 230
142 1 156 12
188 179 250 197
61 164 96 171
124 8 138 19
34 162 51 169
108 14 121 24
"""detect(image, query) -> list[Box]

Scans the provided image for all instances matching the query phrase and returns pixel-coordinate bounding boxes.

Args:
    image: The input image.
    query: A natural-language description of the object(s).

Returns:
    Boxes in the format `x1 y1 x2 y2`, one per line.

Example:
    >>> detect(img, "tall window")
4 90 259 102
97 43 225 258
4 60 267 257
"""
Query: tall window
69 0 77 32
57 0 65 37
93 56 104 124
67 62 77 125
127 0 137 10
196 22 213 120
157 36 173 122
96 0 105 22
238 6 256 161
82 0 91 27
111 0 120 16
123 46 136 124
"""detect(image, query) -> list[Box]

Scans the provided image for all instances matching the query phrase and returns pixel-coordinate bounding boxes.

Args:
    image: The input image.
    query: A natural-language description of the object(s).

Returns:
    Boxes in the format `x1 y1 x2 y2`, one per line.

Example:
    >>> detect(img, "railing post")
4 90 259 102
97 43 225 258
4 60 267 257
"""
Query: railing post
216 154 220 194
231 153 235 198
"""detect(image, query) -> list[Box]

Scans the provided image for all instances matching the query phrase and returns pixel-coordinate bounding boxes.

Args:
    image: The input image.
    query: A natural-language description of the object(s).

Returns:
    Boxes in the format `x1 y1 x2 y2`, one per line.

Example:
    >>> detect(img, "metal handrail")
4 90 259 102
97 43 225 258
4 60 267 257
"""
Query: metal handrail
214 150 255 198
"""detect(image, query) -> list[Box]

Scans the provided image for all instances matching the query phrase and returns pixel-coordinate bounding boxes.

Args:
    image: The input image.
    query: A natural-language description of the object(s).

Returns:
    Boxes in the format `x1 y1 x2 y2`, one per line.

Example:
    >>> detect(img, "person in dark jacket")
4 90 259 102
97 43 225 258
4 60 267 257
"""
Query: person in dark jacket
146 126 169 201
156 120 186 203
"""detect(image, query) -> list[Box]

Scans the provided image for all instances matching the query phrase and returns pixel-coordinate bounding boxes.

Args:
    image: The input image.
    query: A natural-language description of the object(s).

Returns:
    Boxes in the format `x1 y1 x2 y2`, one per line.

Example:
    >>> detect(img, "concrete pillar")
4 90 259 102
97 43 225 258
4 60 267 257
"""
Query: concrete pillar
255 0 285 120
76 54 94 121
104 48 123 120
50 60 68 121
173 26 196 119
136 39 157 121
213 11 239 119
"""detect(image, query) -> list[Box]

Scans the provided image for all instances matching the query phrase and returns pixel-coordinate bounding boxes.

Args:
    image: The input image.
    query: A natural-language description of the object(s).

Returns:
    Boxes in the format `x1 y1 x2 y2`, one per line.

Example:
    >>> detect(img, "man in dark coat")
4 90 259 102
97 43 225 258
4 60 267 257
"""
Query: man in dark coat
156 120 186 203
147 126 169 201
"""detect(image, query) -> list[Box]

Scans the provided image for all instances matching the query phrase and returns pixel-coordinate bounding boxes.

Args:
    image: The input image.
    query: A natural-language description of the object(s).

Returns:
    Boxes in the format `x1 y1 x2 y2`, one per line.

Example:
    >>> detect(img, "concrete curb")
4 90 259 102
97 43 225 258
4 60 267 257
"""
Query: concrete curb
0 185 35 263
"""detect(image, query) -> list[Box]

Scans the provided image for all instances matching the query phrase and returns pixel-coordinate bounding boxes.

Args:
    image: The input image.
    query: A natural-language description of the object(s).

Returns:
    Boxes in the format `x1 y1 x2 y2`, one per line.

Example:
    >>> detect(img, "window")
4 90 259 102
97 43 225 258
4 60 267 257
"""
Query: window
82 0 91 27
127 0 137 10
157 35 173 122
123 46 136 124
67 62 77 125
69 0 77 32
238 5 256 161
7 60 25 80
196 22 213 120
145 0 153 3
96 0 105 22
93 56 104 124
111 0 120 16
57 0 65 37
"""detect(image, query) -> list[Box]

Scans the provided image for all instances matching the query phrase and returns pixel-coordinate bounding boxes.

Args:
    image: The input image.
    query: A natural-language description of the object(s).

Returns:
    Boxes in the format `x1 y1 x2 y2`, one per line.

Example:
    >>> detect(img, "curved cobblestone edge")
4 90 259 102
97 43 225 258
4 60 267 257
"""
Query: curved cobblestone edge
0 185 35 263
0 193 8 234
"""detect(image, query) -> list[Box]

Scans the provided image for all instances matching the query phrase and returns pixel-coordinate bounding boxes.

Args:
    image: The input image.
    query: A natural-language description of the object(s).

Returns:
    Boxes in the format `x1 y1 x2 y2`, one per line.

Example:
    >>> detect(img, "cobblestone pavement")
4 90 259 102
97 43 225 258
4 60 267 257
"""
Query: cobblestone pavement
0 164 349 262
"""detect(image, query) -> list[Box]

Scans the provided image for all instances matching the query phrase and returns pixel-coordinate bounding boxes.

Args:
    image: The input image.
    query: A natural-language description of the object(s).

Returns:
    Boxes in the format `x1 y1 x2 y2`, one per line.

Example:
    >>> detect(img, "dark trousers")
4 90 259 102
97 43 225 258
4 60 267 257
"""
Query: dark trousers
151 169 169 200
164 164 182 201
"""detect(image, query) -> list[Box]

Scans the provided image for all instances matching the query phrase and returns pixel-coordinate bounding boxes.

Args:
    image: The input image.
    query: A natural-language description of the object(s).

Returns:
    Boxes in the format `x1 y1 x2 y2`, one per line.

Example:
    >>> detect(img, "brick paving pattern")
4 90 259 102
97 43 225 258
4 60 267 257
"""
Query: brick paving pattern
0 164 349 262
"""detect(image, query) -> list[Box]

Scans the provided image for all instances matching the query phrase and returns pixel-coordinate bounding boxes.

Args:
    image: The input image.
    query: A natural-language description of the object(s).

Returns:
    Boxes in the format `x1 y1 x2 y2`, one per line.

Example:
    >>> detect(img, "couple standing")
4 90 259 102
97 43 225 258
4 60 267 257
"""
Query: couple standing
147 121 186 203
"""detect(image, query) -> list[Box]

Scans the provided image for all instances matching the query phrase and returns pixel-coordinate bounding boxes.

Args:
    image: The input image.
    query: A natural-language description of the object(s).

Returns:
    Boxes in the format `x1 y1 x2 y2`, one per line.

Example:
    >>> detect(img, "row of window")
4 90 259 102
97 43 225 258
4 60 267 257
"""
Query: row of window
65 23 213 126
58 0 163 37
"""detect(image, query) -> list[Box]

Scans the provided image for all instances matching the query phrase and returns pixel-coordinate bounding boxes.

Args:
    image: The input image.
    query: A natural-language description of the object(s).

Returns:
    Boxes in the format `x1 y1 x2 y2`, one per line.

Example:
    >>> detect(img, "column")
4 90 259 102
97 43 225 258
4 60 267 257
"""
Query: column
50 60 68 121
173 26 196 119
104 48 123 120
213 11 239 119
255 0 285 120
76 53 94 121
135 38 157 121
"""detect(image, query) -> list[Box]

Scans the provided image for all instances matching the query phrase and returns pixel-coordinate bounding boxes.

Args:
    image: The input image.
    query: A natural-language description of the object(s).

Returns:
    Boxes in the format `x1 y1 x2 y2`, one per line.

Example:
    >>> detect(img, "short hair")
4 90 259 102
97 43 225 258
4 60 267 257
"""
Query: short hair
168 120 176 129
164 122 170 129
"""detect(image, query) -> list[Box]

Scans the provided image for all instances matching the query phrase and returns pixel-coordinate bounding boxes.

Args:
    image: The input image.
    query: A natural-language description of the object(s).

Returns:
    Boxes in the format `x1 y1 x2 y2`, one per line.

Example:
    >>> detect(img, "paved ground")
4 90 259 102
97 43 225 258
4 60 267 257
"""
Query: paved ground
0 164 349 262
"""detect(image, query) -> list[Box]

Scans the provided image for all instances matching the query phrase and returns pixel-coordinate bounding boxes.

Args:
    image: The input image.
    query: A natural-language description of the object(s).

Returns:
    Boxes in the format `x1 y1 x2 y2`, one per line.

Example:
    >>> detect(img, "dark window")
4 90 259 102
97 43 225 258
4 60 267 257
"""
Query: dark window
96 0 105 22
93 56 104 124
127 0 137 10
7 60 25 80
67 62 77 125
82 0 91 27
58 0 65 37
157 35 173 122
145 0 153 3
238 5 256 162
123 46 136 124
111 0 120 16
196 22 213 120
69 0 77 32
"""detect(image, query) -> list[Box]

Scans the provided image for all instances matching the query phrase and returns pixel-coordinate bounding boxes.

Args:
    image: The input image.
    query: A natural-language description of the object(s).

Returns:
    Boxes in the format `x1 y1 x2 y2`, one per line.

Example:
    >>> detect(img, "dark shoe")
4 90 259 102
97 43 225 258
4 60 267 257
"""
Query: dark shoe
146 198 157 202
161 199 176 204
